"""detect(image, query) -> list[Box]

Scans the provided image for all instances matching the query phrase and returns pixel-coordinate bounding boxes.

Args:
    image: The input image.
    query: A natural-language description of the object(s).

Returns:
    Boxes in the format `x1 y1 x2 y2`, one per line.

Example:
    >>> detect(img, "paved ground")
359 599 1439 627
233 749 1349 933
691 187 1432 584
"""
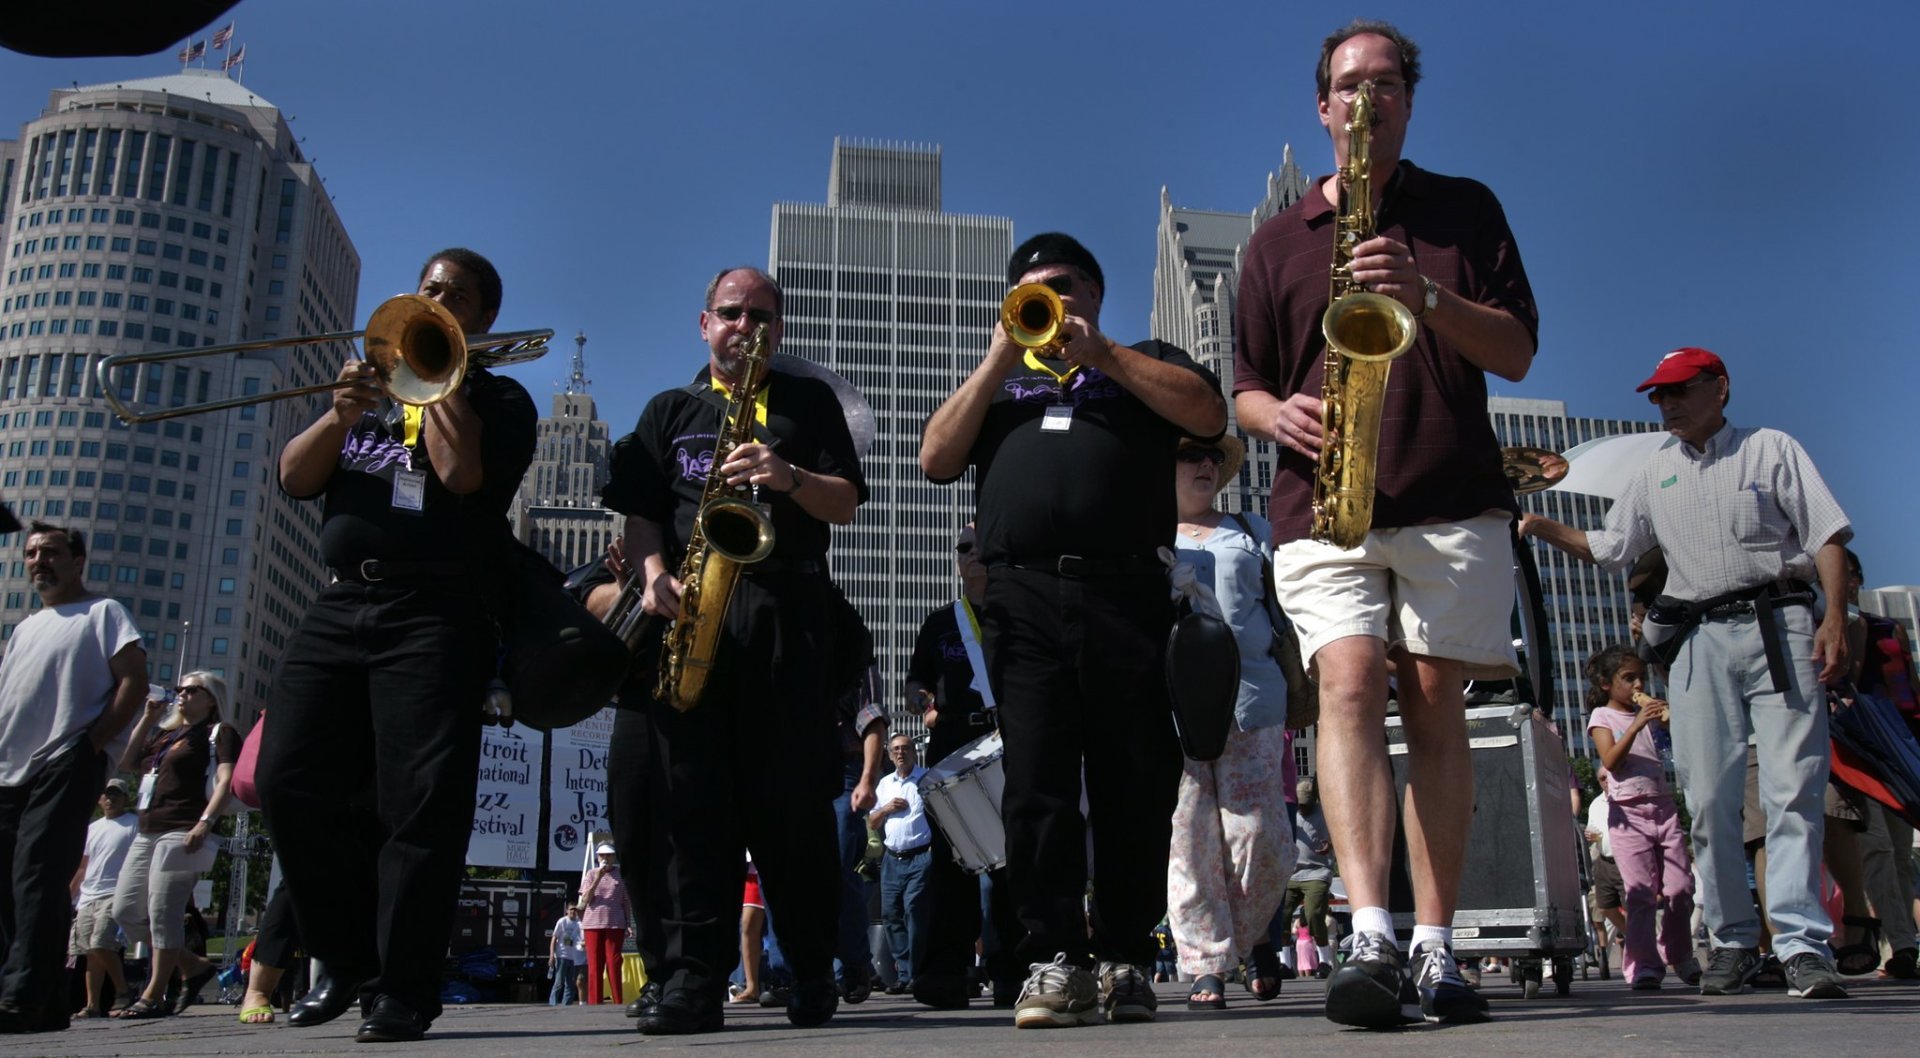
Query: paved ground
6 973 1912 1058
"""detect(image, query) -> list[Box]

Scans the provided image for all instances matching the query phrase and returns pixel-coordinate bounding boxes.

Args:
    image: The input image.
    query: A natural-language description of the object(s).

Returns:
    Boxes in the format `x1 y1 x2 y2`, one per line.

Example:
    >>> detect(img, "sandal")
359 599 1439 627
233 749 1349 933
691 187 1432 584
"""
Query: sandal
1247 942 1282 1002
1835 915 1883 976
174 964 219 1015
115 998 170 1020
1187 973 1227 1011
239 1005 276 1024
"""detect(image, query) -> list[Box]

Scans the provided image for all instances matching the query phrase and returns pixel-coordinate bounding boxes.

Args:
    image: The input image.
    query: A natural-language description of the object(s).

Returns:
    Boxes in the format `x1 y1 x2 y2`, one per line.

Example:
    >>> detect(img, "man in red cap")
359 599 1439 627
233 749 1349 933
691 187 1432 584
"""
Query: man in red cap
1522 347 1854 1001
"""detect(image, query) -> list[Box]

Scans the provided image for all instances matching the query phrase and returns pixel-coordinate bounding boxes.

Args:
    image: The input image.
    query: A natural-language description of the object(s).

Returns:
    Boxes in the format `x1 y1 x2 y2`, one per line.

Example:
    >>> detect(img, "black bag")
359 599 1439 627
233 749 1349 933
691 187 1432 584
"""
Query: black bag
1228 512 1317 729
498 540 630 731
1165 603 1239 762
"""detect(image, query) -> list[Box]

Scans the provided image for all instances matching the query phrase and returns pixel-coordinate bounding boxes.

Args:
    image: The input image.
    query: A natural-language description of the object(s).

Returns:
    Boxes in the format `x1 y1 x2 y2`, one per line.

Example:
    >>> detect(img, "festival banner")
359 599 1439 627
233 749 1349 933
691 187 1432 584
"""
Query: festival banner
546 706 616 865
467 723 545 869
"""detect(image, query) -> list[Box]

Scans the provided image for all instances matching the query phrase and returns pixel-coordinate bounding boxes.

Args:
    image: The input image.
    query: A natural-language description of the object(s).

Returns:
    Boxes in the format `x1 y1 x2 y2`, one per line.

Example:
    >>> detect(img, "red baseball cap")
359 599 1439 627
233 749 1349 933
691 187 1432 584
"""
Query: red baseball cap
1635 347 1728 392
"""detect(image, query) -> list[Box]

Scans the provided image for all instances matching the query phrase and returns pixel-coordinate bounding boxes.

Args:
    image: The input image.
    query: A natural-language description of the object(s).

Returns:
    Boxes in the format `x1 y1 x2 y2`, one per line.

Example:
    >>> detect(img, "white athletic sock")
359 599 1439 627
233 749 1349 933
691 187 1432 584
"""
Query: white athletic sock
1352 906 1396 942
1411 924 1453 952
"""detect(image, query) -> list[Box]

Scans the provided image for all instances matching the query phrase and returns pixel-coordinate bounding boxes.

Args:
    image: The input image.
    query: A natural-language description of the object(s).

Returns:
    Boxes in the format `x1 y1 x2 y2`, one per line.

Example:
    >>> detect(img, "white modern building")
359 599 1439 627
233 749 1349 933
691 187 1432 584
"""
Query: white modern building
768 139 1013 734
514 331 617 572
0 69 359 715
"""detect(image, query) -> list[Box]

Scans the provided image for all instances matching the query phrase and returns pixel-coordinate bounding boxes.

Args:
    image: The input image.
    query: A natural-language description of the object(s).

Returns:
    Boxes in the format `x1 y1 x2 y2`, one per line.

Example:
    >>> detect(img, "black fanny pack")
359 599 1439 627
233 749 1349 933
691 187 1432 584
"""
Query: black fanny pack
1641 580 1814 691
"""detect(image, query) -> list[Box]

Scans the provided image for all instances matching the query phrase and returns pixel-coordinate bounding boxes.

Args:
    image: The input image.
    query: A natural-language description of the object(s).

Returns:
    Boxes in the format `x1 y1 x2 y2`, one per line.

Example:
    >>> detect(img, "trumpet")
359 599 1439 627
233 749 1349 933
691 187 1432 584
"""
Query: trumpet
1001 282 1067 354
94 293 551 424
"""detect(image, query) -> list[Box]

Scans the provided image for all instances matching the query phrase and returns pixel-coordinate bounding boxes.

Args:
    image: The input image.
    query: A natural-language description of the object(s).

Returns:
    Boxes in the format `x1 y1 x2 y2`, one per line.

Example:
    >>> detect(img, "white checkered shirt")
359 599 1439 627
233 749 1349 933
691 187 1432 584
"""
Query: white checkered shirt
1584 421 1851 603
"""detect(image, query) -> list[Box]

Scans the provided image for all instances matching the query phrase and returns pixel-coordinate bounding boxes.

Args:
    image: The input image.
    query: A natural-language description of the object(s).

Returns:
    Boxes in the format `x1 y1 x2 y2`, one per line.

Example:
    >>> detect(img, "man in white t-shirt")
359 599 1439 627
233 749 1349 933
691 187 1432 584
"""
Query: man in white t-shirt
0 523 147 1035
68 779 138 1017
549 905 585 1006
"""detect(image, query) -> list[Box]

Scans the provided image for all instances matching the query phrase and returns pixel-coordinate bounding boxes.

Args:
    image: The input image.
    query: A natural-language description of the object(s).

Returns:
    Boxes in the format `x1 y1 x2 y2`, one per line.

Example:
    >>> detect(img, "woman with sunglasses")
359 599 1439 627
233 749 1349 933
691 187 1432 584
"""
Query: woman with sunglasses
1165 437 1295 1012
110 672 240 1019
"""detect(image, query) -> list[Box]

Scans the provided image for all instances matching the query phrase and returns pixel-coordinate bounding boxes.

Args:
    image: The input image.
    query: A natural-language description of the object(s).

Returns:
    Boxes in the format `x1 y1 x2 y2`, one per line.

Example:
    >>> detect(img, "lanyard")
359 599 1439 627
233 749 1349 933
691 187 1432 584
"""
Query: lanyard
1022 349 1079 395
953 597 995 711
402 404 424 448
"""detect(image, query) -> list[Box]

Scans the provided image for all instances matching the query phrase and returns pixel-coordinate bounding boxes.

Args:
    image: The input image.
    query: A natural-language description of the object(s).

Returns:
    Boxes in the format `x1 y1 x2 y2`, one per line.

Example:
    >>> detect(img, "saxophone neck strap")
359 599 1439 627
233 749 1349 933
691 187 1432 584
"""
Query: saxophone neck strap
683 382 778 447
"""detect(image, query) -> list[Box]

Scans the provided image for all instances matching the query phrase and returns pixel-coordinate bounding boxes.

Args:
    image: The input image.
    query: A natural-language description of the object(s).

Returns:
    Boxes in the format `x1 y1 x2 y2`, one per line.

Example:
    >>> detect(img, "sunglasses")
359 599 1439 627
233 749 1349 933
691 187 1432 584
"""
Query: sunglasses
1645 375 1715 404
1041 274 1079 296
174 686 205 697
710 305 777 325
1176 448 1226 466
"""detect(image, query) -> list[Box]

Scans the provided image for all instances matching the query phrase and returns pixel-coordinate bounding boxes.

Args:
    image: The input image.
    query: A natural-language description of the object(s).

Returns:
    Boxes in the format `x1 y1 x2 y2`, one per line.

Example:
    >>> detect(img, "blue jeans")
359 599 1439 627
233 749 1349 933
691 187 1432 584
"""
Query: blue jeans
880 847 932 983
549 958 579 1005
833 764 875 986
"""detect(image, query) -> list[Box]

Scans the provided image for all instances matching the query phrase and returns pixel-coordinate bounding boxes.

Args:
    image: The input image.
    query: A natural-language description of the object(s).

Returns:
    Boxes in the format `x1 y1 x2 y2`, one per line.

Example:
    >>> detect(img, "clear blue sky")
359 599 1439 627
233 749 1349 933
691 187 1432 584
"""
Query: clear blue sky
9 0 1917 584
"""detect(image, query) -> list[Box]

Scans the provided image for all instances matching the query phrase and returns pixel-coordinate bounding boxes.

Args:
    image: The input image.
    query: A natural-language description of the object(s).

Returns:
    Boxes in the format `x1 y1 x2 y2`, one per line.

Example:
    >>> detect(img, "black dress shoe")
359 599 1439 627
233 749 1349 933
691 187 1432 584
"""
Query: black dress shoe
911 974 970 1010
354 996 427 1043
288 972 364 1027
626 980 663 1017
786 978 837 1028
636 988 723 1036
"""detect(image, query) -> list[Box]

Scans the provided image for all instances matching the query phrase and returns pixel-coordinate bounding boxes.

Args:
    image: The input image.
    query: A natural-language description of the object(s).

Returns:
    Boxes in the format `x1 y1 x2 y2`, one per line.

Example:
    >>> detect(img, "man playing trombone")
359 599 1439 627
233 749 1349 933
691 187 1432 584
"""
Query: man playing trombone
257 248 536 1043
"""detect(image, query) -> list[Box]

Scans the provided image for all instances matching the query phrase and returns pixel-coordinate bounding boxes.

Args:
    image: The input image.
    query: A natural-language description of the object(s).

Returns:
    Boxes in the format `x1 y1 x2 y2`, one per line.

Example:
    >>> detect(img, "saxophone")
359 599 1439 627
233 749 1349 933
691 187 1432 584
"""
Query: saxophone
654 323 777 711
1311 81 1418 549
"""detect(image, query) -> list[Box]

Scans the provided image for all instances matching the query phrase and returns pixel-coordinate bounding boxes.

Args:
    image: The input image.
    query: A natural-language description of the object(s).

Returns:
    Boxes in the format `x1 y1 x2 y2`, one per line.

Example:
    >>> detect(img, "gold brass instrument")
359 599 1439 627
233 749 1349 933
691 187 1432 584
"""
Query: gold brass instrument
1001 282 1067 354
654 323 778 711
94 293 552 424
1311 81 1419 549
1500 446 1569 495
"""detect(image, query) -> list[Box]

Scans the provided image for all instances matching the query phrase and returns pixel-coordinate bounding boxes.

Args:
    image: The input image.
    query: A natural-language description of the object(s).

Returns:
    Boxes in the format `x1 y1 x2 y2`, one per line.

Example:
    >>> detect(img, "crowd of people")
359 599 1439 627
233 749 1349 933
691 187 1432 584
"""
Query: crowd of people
1 15 1917 1045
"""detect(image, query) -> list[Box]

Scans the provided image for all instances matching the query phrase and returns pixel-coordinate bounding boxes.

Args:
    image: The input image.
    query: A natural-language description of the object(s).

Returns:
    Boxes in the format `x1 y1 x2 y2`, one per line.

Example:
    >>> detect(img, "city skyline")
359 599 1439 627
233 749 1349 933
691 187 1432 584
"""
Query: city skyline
3 1 1911 592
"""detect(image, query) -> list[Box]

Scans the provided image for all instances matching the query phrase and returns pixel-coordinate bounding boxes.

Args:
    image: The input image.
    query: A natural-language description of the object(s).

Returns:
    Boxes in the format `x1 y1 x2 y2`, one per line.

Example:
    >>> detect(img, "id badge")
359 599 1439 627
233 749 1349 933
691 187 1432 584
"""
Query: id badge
1041 405 1074 433
137 771 157 811
391 468 426 513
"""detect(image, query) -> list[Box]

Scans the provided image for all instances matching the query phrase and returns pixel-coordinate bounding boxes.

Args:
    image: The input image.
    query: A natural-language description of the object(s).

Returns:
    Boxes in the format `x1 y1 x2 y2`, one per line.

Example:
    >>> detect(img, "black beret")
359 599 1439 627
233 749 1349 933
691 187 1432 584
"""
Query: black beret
1007 232 1104 292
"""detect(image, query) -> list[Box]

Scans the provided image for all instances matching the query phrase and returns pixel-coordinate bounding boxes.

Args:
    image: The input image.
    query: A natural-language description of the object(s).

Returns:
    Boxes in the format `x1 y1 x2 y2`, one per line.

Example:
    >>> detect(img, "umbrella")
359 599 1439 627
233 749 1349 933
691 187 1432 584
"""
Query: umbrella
1549 432 1677 501
1830 689 1920 828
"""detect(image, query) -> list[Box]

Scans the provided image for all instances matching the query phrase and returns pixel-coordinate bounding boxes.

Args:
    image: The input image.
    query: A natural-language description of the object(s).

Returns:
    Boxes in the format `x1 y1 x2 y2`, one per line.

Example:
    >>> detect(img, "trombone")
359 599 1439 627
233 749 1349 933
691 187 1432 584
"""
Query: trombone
94 293 551 424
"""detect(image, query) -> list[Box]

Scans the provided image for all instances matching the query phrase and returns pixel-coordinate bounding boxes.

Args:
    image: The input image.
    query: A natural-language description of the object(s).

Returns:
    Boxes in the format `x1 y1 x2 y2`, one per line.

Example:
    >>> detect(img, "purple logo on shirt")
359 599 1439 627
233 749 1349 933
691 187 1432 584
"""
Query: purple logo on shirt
940 636 969 662
672 431 719 483
338 424 412 474
1003 368 1121 407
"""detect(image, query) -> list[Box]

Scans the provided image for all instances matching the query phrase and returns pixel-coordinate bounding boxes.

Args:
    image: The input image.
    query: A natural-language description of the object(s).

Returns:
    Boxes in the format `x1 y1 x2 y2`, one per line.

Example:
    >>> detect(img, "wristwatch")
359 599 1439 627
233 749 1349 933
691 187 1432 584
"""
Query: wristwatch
1415 275 1439 320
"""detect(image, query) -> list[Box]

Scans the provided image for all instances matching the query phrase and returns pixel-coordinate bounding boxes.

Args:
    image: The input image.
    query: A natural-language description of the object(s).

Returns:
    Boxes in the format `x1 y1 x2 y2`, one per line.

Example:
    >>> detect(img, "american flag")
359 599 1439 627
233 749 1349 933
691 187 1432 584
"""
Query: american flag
211 23 235 49
183 40 206 62
222 44 245 70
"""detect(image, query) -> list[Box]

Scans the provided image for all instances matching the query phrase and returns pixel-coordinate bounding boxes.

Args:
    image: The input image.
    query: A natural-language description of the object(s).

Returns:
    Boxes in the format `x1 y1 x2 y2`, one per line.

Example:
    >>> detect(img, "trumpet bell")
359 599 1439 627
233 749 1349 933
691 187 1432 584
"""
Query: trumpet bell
1322 291 1416 364
364 294 469 406
1001 282 1066 352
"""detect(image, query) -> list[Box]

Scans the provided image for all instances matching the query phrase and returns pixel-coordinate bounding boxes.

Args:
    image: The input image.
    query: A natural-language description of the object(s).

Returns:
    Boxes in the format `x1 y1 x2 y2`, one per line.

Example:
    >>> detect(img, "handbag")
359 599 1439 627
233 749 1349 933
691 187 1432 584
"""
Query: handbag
229 714 264 809
1228 512 1318 729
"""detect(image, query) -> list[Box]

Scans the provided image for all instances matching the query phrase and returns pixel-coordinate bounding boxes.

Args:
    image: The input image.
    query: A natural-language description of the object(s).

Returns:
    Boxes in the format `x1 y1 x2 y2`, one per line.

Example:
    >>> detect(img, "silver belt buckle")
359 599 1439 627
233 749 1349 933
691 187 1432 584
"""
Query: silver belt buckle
359 559 385 582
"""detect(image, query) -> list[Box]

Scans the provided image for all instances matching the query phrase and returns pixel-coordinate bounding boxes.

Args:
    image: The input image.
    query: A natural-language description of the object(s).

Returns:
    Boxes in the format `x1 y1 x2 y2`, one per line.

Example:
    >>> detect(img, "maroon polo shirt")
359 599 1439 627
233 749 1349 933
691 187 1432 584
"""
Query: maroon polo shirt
1233 160 1538 545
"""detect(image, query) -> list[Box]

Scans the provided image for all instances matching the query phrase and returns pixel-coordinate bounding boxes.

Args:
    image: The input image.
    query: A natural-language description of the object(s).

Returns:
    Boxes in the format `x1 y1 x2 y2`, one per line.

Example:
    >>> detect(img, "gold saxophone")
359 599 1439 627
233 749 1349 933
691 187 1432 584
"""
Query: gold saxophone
654 323 777 711
1311 81 1418 549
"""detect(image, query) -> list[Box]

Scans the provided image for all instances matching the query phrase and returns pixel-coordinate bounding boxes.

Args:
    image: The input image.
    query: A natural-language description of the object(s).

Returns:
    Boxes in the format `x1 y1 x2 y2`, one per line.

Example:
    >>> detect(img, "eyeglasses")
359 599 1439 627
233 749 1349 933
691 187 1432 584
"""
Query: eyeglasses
1332 78 1407 103
173 686 204 697
1645 375 1715 404
709 305 776 325
1041 274 1078 296
1176 447 1226 466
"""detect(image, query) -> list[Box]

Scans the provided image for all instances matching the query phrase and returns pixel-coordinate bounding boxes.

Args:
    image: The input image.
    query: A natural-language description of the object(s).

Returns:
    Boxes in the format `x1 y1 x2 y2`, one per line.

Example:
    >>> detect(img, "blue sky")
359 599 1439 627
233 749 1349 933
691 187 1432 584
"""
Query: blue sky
8 0 1917 584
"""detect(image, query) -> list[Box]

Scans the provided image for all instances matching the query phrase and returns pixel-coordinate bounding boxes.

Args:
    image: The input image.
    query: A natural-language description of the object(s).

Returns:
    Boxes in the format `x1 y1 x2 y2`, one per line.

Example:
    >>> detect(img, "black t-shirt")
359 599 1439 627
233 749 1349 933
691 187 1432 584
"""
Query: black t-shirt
601 368 867 562
944 341 1220 564
905 602 997 764
293 368 536 571
139 719 242 835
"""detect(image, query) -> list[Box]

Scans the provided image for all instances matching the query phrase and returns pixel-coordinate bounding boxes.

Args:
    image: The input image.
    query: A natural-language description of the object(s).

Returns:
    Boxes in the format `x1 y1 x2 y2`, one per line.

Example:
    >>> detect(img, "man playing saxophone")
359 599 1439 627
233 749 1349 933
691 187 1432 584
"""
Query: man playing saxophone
1232 19 1538 1028
600 267 865 1036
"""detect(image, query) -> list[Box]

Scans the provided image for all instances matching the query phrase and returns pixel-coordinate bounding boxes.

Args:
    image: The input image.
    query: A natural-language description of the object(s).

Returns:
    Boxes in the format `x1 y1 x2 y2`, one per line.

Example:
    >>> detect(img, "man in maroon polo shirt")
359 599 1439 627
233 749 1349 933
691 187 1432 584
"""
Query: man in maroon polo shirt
1231 18 1539 1029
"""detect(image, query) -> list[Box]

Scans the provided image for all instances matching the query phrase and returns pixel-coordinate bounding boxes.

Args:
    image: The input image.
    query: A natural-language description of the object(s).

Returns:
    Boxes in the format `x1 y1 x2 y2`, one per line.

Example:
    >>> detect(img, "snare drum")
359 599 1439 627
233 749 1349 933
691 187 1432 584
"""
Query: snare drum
918 730 1006 874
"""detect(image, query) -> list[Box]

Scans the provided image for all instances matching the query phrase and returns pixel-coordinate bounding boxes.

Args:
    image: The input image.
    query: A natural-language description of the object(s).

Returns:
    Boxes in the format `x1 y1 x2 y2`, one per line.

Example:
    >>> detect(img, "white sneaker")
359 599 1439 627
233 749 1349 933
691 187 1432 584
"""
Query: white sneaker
1012 953 1100 1029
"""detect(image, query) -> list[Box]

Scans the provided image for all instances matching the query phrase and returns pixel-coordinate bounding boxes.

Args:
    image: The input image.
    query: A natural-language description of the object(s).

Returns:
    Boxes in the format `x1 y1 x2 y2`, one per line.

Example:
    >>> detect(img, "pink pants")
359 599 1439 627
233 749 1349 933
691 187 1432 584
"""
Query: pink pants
1166 724 1295 976
1609 796 1694 983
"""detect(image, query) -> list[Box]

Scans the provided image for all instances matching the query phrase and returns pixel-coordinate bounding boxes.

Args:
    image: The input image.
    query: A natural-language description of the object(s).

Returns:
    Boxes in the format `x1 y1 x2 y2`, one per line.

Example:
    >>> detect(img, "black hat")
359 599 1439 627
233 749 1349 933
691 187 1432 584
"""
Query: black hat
1007 232 1104 292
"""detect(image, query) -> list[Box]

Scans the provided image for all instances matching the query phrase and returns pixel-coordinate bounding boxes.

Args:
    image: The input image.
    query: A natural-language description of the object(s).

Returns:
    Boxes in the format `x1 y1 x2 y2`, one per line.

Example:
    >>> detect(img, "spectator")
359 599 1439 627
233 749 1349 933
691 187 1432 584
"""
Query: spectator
1279 779 1336 978
0 522 146 1035
111 671 238 1019
548 904 584 1006
578 844 629 1005
868 736 932 992
68 779 139 1018
237 879 300 1024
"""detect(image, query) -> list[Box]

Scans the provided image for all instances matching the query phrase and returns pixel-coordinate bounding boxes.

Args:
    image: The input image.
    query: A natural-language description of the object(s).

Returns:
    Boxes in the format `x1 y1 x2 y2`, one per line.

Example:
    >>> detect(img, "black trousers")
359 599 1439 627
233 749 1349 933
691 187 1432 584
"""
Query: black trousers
0 742 107 1030
607 571 841 1001
253 882 300 970
984 565 1181 970
257 581 493 1022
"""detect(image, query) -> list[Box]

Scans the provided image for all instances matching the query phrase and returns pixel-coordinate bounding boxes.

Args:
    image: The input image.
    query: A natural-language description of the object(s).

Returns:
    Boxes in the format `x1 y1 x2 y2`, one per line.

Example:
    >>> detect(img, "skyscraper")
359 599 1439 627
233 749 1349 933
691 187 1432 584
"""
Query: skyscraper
1150 148 1310 521
514 331 617 571
769 139 1013 732
0 69 359 713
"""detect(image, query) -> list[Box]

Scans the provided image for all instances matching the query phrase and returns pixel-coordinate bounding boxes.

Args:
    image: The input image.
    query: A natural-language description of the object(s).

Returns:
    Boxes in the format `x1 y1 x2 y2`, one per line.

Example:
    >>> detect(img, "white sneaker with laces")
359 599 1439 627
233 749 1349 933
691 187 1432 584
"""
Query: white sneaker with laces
1411 940 1490 1024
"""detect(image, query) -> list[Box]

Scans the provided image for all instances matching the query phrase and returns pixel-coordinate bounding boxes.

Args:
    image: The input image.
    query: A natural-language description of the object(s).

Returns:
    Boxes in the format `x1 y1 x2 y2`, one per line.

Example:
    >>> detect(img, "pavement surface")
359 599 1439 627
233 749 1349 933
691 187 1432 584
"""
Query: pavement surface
5 973 1910 1058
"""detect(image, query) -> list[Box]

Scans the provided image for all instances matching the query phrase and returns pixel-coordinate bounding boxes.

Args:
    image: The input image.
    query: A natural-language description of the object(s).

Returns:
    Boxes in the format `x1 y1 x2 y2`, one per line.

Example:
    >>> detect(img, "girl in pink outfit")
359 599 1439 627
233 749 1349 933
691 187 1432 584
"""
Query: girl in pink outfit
1584 645 1698 989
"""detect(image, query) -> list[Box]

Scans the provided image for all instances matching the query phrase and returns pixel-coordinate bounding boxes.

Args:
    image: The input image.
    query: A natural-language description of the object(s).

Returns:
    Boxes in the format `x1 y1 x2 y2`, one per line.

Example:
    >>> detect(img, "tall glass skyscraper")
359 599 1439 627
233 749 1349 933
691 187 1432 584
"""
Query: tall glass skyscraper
0 70 359 712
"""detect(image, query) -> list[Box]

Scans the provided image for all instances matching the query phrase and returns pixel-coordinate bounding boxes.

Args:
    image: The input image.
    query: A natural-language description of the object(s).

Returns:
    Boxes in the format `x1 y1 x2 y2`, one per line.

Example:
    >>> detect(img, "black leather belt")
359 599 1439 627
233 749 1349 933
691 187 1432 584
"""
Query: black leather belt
1002 554 1162 579
1693 580 1814 693
887 843 931 859
331 559 469 584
